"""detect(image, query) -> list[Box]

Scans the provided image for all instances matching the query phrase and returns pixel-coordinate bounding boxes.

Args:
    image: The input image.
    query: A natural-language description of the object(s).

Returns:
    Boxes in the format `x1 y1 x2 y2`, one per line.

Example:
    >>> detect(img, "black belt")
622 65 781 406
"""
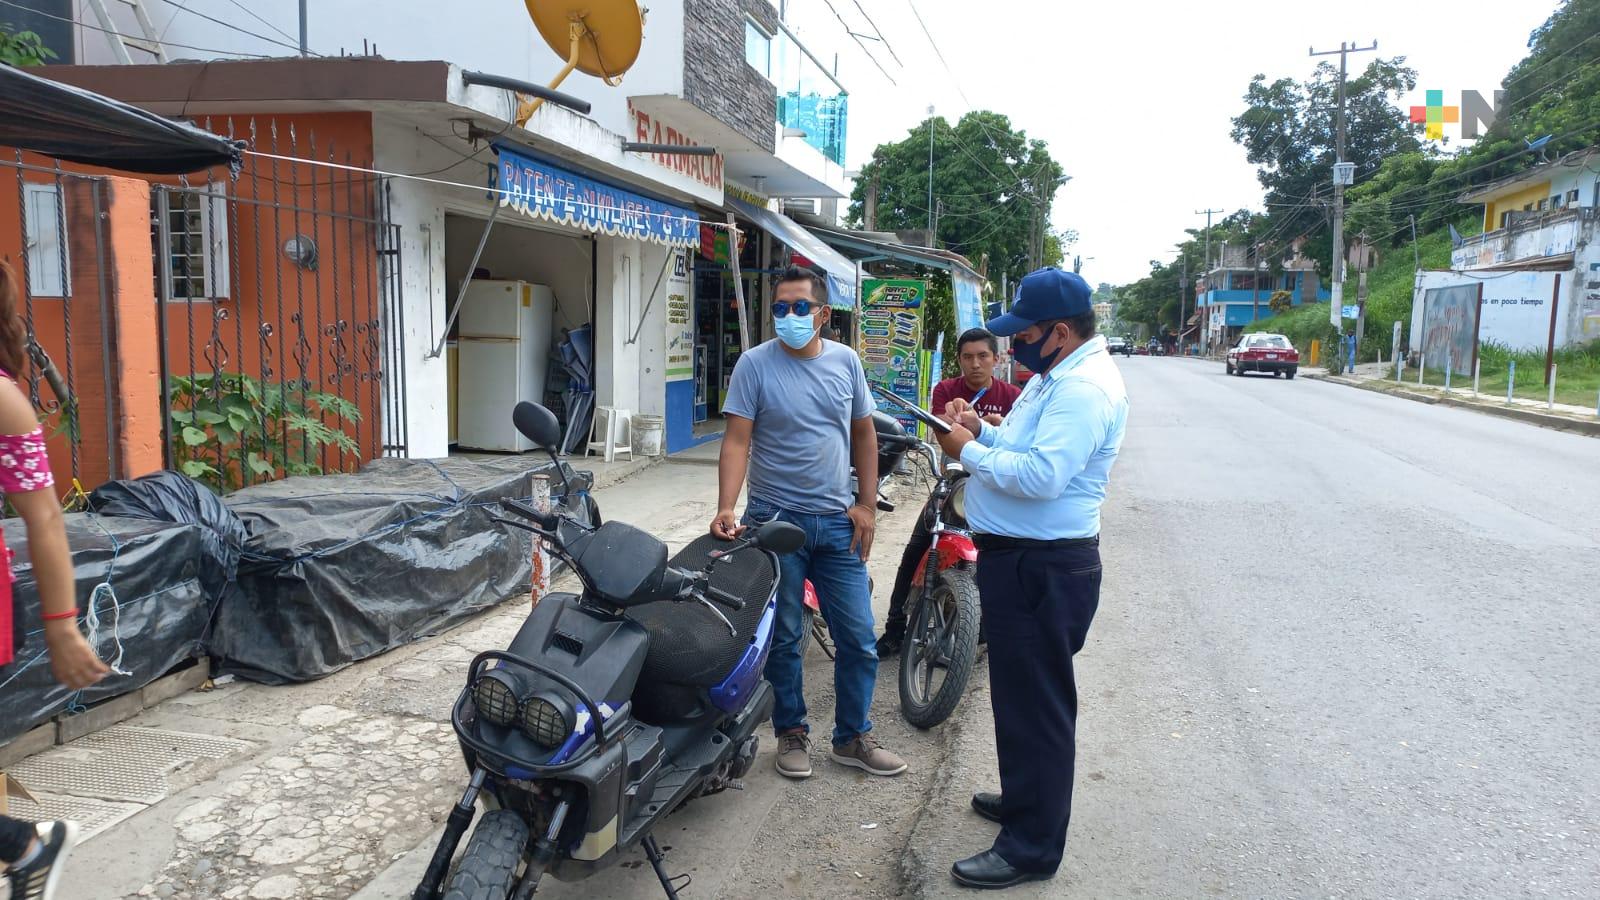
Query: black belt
973 534 1098 552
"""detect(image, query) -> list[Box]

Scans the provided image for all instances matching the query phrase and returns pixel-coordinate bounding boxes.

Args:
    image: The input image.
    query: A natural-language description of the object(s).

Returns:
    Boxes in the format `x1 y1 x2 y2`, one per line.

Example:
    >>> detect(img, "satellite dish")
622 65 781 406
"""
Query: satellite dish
517 0 645 125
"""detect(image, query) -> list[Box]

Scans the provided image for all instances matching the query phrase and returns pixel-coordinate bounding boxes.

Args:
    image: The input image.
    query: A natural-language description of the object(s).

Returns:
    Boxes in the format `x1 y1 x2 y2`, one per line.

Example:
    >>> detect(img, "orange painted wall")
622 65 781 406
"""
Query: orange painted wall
0 112 381 490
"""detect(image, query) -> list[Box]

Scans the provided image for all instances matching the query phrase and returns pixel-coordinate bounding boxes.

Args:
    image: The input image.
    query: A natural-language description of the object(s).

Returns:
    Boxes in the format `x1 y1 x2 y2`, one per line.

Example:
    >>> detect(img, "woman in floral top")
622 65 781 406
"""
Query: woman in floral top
0 261 108 900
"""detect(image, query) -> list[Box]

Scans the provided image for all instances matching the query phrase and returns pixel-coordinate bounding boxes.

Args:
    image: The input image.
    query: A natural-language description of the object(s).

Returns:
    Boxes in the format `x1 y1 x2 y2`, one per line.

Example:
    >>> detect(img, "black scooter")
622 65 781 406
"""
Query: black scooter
413 402 805 900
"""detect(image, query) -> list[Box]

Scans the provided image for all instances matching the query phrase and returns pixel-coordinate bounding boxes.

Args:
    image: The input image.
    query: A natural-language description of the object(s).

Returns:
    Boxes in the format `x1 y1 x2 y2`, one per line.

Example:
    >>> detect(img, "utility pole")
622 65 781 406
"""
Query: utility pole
1408 213 1421 272
299 0 309 56
1178 253 1189 354
864 173 879 231
1353 232 1374 356
1193 207 1223 352
926 106 936 237
1310 40 1378 335
1194 207 1223 272
1252 241 1263 329
934 199 944 247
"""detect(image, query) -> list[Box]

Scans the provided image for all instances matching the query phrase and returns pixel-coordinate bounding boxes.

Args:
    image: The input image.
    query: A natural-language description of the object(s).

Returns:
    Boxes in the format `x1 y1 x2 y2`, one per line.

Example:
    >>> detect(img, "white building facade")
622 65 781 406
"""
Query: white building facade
72 0 853 457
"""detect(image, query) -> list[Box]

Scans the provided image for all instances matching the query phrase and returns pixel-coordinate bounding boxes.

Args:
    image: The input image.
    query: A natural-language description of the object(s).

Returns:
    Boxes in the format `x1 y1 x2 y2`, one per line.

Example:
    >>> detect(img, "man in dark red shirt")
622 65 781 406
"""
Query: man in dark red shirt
878 328 1020 655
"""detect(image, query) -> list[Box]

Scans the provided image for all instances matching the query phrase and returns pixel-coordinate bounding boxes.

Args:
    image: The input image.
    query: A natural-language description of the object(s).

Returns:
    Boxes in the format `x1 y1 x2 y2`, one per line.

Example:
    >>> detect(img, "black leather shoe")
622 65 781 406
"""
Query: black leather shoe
970 791 1002 823
876 630 904 657
950 850 1052 890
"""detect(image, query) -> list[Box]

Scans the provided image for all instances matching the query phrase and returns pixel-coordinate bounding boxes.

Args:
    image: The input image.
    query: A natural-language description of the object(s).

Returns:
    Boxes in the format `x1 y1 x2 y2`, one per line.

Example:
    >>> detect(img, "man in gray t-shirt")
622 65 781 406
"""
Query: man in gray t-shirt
712 266 907 781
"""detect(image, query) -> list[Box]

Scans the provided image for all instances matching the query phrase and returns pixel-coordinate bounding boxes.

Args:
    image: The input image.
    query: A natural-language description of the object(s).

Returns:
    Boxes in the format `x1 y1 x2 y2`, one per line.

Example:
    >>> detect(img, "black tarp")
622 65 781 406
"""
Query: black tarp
209 456 595 683
0 64 243 174
88 470 247 603
0 515 208 746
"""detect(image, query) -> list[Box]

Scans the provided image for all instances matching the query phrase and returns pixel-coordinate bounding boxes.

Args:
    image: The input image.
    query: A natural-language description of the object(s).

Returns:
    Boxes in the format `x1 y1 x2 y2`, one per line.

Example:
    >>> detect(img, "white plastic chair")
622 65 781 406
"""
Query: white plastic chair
585 406 634 463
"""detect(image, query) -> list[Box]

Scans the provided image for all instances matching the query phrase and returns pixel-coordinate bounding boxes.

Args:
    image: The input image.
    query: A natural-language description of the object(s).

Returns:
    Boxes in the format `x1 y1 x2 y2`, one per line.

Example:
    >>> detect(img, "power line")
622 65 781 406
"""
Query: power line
0 0 274 58
1374 118 1600 207
850 0 903 67
221 0 297 44
1501 55 1599 116
153 0 317 56
904 0 971 106
902 0 1046 215
816 0 897 85
1502 30 1600 88
1324 118 1600 251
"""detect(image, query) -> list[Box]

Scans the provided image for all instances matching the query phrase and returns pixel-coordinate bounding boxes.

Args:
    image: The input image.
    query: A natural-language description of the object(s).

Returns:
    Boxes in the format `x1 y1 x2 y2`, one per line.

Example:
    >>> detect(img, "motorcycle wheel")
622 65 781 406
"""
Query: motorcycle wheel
808 608 837 660
898 568 980 729
442 809 530 900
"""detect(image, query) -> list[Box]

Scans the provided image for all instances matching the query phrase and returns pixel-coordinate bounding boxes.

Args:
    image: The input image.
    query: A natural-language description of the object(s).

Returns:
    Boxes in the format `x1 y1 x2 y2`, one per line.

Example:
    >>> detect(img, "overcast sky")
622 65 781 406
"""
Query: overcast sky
781 0 1557 286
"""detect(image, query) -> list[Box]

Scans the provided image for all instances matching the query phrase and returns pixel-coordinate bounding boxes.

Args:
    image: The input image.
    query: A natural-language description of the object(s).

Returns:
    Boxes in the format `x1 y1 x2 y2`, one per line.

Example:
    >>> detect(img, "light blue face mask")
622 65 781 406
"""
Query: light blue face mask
773 312 819 350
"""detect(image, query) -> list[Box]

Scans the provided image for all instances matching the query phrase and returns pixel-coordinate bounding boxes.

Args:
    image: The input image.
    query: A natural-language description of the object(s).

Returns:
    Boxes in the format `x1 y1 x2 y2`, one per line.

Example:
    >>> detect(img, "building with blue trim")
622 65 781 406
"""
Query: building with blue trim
1195 245 1331 350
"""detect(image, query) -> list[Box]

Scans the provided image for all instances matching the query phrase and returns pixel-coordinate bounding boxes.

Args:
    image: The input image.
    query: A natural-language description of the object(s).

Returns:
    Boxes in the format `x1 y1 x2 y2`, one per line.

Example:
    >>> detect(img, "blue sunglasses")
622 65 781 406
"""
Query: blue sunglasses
771 300 819 318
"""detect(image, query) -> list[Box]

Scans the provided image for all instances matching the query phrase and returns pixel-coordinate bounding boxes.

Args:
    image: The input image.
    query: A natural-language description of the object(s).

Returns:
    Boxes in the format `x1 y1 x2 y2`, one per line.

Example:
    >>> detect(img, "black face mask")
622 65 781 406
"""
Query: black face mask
1012 323 1066 373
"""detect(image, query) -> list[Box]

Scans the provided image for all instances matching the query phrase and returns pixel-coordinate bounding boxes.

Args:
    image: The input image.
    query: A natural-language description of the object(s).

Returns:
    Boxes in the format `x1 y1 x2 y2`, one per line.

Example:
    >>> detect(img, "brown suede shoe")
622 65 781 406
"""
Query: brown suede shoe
830 732 908 776
776 729 812 779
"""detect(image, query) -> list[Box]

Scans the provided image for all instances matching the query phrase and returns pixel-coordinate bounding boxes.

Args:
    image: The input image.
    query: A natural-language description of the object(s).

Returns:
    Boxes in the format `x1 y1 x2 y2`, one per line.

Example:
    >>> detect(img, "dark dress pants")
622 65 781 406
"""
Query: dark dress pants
975 539 1101 874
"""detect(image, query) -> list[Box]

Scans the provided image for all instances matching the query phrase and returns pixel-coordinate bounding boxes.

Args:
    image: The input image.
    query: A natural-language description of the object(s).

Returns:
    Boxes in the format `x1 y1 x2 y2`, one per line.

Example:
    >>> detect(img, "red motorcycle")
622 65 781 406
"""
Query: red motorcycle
803 580 834 659
874 388 982 728
799 393 981 728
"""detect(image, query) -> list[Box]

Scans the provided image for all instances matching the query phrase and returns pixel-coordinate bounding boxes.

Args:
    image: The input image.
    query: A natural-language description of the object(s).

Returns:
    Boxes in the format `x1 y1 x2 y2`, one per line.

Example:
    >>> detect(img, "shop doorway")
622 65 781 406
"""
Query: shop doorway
689 224 764 429
442 214 593 453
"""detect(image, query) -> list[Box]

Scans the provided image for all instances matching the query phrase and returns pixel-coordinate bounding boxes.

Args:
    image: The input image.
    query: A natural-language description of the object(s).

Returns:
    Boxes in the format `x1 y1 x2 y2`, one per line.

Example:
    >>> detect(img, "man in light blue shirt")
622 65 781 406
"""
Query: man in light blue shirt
932 267 1128 890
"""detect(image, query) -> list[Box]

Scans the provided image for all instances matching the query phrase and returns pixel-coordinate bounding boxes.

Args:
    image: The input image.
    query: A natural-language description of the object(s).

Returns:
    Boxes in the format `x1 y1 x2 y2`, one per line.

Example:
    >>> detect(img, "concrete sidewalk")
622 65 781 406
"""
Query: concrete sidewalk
1304 363 1600 437
16 454 946 900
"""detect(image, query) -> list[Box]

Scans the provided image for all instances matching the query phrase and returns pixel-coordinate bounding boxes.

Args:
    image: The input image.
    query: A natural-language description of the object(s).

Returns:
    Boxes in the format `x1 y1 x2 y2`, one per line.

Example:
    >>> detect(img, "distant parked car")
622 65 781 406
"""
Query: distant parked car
1134 344 1150 356
1227 333 1299 378
1107 336 1133 356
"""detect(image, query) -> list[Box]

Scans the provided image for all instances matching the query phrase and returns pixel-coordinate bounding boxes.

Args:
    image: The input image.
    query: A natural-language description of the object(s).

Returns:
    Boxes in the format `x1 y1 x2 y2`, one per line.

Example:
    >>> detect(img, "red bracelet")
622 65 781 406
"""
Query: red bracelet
41 609 78 621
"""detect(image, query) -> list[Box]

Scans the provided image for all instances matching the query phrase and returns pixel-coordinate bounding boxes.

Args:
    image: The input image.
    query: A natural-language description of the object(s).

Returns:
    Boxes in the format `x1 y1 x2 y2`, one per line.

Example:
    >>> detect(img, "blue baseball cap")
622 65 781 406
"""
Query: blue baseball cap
986 268 1093 337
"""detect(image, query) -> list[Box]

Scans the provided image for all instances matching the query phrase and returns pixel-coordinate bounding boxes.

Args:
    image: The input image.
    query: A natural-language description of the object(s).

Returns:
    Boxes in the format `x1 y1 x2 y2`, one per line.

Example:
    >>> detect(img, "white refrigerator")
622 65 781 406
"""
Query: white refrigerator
456 280 556 452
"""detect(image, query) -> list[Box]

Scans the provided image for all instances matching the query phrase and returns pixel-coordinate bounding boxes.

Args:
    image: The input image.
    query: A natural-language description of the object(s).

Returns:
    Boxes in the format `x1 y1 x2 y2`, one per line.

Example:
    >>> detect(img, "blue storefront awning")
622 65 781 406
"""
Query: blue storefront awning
495 144 698 248
728 198 858 309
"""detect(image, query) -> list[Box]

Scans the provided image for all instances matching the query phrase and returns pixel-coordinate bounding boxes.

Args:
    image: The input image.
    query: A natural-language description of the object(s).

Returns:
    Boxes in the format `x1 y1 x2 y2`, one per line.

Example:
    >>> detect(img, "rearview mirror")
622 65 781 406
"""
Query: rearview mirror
512 402 562 452
754 520 805 555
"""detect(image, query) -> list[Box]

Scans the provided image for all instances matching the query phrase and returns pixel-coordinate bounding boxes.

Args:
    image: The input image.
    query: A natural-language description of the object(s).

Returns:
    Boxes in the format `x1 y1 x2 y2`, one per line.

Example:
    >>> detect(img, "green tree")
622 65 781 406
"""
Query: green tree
1230 57 1421 215
849 111 1067 289
1 23 56 66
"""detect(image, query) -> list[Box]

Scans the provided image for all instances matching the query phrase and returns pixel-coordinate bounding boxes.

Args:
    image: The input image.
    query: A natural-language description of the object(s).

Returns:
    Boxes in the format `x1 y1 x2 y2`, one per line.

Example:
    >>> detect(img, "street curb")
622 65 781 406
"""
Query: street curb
1304 372 1600 438
896 659 993 899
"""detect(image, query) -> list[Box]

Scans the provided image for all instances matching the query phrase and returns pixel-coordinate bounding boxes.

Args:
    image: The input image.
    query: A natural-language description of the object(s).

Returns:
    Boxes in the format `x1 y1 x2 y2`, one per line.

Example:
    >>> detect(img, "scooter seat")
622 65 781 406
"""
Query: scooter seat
629 533 777 689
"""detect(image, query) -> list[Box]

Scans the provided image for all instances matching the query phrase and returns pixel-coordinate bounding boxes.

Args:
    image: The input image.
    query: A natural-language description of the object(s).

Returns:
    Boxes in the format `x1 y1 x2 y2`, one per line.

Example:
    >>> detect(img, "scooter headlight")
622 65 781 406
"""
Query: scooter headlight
521 694 571 748
472 673 519 727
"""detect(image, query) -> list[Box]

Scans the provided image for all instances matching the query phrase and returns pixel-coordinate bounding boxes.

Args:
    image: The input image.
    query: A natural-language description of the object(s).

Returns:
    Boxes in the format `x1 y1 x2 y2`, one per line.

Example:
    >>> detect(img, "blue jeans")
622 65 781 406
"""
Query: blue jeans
744 499 878 746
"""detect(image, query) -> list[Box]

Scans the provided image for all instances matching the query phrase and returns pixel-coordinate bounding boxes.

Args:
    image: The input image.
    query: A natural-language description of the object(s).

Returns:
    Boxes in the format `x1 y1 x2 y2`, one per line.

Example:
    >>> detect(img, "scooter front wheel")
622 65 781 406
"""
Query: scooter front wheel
442 810 530 900
898 569 980 729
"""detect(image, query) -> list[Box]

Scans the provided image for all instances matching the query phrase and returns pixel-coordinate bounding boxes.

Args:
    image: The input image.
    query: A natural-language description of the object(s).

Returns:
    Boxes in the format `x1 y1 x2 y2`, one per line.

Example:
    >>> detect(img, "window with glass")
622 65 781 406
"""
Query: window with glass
771 32 848 166
744 18 772 78
154 188 231 301
22 183 69 297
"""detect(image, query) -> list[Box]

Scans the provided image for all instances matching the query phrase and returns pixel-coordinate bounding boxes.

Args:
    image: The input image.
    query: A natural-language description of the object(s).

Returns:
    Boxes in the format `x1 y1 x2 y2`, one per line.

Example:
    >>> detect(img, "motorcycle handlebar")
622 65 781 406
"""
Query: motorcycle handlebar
499 497 559 531
663 566 747 612
705 585 747 611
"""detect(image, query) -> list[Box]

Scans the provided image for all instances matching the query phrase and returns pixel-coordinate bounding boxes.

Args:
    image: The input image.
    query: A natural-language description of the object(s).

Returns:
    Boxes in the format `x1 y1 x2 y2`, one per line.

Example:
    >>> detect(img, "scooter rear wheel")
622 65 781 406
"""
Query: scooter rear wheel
898 569 980 729
442 810 530 900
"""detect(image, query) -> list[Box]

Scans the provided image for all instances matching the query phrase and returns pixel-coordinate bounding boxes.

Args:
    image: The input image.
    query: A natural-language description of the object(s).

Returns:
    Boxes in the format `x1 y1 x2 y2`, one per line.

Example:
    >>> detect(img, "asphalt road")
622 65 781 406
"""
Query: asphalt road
911 356 1600 899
